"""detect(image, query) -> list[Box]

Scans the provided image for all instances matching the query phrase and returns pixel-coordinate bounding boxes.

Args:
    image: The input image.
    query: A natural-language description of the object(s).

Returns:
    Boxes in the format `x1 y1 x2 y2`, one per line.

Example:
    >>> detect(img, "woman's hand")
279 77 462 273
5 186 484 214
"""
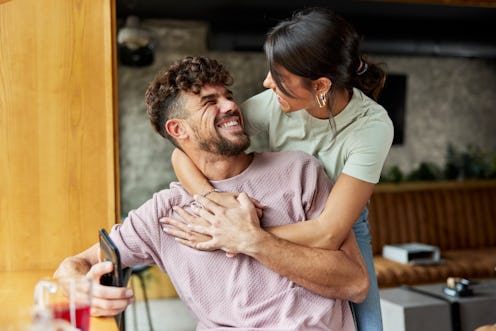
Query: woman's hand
203 190 265 218
161 193 266 255
160 210 213 249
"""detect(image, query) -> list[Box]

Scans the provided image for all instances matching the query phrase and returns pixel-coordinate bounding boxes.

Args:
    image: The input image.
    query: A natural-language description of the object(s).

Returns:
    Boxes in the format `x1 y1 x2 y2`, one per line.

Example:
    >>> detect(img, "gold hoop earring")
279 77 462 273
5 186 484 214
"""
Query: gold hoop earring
315 93 327 108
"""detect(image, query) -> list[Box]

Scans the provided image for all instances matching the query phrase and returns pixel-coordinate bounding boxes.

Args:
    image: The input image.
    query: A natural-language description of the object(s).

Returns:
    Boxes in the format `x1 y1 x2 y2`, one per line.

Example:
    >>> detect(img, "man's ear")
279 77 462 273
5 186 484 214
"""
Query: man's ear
312 77 332 95
165 119 188 140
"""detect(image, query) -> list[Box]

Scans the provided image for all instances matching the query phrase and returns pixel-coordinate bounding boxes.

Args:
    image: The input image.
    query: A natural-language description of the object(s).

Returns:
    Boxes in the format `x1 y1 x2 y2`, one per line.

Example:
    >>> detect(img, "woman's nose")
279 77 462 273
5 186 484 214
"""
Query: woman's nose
263 72 274 89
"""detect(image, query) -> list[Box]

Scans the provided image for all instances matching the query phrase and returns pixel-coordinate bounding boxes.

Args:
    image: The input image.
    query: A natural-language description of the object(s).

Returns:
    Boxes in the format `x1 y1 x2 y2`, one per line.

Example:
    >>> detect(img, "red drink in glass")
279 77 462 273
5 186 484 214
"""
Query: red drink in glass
52 303 91 331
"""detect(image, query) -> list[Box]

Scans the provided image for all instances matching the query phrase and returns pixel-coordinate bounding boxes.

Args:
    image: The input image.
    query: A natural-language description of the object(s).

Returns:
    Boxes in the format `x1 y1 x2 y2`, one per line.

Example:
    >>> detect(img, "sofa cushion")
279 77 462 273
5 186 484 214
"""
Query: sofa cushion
375 247 496 288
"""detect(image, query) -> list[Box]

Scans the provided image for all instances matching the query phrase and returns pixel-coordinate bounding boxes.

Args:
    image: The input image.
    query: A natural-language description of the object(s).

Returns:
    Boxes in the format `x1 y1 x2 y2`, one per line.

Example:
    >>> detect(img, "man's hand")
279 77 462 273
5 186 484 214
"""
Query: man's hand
87 261 134 317
161 193 269 255
54 245 135 317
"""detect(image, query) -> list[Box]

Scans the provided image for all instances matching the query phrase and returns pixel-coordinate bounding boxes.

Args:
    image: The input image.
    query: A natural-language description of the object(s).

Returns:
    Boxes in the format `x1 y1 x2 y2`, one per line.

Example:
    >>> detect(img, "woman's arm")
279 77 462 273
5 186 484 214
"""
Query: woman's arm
268 173 375 250
172 148 264 212
172 148 213 196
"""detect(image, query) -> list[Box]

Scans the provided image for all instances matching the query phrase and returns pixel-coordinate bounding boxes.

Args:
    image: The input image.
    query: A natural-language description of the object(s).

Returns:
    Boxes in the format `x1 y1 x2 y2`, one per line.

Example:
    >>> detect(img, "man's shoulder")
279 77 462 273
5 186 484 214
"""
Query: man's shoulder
258 149 313 158
148 182 194 209
256 150 321 169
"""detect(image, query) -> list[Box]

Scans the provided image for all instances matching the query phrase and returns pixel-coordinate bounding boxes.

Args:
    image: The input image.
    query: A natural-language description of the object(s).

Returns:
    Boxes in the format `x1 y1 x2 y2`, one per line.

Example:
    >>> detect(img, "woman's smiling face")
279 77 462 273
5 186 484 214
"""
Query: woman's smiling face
262 66 323 116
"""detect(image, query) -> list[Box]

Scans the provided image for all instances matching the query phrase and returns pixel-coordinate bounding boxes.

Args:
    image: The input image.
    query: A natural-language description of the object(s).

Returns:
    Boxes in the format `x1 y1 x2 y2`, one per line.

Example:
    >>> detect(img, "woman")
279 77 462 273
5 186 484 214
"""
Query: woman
166 8 393 331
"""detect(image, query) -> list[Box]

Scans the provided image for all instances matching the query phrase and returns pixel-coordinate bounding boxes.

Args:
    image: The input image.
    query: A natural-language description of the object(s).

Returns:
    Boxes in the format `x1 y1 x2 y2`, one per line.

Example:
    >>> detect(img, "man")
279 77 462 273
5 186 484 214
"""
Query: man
54 56 368 330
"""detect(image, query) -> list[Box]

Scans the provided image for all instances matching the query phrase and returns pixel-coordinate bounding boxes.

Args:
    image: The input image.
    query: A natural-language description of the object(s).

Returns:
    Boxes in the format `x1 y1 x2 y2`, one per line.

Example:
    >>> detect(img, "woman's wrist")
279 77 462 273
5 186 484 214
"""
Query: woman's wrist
201 188 221 198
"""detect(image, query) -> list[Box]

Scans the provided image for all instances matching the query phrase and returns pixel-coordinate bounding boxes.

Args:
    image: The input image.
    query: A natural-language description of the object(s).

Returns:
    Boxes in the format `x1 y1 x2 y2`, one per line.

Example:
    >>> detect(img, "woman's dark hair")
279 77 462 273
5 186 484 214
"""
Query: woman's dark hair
264 7 386 103
145 56 233 147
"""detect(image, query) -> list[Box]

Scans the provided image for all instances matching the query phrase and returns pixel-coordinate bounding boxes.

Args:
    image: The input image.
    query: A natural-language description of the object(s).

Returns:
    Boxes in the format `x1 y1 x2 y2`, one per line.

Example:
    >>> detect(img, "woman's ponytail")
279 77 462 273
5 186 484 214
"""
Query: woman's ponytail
352 58 387 101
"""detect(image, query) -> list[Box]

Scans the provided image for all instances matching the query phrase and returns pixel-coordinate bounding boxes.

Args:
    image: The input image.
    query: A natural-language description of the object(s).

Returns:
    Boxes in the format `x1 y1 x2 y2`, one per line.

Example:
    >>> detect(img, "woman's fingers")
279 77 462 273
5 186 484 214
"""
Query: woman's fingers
248 196 266 210
174 206 213 231
177 205 215 226
237 192 254 207
195 191 265 219
161 193 265 254
160 216 214 248
194 194 223 213
161 220 193 241
237 193 263 219
206 191 240 208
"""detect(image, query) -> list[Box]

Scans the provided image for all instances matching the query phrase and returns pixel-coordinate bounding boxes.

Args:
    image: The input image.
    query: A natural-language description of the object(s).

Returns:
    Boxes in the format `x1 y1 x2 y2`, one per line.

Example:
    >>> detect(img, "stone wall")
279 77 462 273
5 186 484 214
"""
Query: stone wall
375 55 496 178
118 19 496 215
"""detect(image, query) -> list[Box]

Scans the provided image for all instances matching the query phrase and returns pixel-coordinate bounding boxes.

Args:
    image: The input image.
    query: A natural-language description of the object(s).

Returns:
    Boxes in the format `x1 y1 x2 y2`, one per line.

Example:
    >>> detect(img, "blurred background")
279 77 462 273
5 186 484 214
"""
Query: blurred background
114 0 496 215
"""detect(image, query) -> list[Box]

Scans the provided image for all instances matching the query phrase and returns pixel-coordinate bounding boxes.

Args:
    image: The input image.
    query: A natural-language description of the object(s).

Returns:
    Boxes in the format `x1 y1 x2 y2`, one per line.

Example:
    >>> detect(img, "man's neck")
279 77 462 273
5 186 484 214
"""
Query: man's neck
194 152 254 181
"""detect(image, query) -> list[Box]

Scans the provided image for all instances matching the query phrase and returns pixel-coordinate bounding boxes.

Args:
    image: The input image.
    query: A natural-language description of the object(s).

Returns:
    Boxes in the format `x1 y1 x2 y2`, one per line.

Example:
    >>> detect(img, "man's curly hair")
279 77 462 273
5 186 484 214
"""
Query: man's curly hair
145 56 233 146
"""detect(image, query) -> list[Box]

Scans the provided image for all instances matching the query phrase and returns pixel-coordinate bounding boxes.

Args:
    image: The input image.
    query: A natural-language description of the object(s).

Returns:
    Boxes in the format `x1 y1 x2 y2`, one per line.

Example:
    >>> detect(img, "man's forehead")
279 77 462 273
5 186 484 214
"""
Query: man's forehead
198 84 231 97
180 84 231 110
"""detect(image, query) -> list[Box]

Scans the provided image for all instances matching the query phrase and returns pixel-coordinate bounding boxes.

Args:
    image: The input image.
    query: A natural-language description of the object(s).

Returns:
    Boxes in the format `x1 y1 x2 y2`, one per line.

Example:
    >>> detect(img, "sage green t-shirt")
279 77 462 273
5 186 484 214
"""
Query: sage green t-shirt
242 88 394 183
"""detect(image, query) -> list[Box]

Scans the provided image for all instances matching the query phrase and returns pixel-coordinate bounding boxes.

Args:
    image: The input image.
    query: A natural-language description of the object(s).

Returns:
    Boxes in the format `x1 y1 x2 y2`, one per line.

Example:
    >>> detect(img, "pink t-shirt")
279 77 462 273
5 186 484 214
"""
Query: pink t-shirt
110 151 355 330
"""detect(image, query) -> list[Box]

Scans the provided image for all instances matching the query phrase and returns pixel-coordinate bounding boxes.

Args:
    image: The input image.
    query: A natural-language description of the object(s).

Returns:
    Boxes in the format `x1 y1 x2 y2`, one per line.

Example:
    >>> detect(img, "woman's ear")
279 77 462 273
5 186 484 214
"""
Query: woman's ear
165 119 188 140
313 77 332 95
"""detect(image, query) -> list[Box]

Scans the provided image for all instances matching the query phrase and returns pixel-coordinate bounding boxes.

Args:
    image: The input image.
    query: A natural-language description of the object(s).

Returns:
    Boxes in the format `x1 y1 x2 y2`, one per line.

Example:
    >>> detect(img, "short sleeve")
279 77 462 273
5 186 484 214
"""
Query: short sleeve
300 156 333 219
241 89 274 136
242 90 276 152
342 115 394 183
109 190 173 267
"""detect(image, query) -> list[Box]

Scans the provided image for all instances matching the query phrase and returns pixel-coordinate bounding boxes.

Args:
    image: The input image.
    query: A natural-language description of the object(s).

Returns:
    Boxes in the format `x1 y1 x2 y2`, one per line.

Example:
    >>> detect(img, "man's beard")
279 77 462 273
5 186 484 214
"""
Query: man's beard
196 131 251 156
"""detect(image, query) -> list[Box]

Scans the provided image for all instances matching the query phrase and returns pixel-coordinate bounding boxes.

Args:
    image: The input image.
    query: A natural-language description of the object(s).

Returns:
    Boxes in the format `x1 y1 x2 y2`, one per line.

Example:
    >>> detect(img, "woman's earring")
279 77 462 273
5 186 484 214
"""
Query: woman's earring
316 93 327 108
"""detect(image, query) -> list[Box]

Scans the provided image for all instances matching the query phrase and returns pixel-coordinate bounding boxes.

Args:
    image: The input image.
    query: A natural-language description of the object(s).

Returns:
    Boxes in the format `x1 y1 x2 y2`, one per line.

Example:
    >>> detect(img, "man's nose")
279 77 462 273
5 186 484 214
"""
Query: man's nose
263 71 274 89
219 98 237 113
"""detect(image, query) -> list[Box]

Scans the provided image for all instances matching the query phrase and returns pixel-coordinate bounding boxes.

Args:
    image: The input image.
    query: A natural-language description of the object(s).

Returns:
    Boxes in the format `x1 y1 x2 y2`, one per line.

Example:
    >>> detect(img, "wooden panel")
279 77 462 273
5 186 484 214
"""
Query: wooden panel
0 0 119 271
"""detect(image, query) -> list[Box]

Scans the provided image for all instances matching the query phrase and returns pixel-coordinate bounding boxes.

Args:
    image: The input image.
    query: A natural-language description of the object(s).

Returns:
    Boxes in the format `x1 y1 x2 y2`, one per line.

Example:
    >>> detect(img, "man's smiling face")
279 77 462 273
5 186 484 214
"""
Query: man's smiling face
183 84 250 156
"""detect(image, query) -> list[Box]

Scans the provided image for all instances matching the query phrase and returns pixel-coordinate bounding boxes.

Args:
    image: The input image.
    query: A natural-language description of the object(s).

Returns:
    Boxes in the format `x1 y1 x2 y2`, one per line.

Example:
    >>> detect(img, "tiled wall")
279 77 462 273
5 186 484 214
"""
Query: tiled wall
118 19 496 215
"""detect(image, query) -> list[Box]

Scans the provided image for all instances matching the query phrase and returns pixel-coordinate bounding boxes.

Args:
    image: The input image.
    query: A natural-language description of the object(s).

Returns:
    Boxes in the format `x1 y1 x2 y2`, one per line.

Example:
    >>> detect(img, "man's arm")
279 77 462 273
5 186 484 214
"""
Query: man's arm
54 244 135 316
163 193 369 303
54 244 99 279
252 228 369 303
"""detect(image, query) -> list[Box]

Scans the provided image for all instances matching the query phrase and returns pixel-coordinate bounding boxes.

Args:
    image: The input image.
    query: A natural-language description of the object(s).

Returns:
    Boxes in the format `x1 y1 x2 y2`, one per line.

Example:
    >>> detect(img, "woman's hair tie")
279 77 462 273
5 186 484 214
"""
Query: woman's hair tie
356 61 368 76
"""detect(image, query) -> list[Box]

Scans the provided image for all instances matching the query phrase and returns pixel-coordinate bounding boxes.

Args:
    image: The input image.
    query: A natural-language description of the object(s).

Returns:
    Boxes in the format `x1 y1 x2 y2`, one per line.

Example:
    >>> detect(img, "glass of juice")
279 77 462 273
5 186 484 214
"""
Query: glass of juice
34 277 92 331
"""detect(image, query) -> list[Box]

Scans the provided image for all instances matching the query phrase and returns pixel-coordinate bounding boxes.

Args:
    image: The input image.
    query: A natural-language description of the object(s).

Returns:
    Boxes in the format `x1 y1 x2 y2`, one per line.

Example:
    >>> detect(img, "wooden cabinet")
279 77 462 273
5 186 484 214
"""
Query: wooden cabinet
0 0 119 271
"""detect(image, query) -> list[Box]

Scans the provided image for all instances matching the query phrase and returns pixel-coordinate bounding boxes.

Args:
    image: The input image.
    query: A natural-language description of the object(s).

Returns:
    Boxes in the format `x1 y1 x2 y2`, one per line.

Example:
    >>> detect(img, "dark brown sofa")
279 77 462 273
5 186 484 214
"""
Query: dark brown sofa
368 180 496 288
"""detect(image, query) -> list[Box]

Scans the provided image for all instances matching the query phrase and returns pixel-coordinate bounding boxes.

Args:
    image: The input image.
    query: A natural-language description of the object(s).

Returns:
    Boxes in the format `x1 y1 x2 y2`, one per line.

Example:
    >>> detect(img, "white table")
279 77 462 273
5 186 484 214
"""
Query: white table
380 286 451 331
380 279 496 331
413 280 496 331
